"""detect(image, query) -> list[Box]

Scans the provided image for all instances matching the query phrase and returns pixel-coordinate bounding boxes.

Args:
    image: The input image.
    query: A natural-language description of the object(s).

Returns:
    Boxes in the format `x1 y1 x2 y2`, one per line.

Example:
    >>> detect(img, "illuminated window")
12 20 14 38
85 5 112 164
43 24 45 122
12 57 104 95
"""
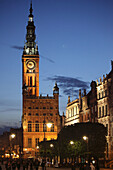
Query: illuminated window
28 121 32 132
51 124 54 132
35 138 39 147
35 122 39 132
28 138 32 147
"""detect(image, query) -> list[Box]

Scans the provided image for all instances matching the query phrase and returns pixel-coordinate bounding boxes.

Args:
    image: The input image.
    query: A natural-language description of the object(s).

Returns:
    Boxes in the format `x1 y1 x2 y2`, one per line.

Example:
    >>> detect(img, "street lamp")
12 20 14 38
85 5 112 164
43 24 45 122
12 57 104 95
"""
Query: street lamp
9 134 16 158
70 141 74 145
43 119 52 169
83 136 89 163
83 136 88 151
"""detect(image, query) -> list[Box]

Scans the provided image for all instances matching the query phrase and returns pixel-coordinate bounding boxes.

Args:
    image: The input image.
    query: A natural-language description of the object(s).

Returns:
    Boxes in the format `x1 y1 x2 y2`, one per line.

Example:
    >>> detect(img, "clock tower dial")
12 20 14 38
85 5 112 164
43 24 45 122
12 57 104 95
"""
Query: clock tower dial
26 60 36 70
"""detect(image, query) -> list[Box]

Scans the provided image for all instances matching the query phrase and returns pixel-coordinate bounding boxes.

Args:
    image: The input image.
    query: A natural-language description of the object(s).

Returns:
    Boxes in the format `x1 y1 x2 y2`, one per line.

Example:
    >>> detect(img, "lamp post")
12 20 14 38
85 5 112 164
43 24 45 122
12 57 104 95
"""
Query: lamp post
43 118 52 169
9 134 16 158
83 136 89 163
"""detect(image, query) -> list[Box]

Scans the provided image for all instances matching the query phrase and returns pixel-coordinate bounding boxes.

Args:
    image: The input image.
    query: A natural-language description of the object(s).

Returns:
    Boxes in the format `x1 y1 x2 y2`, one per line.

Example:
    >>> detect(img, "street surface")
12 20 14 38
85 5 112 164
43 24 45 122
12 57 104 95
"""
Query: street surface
0 164 71 170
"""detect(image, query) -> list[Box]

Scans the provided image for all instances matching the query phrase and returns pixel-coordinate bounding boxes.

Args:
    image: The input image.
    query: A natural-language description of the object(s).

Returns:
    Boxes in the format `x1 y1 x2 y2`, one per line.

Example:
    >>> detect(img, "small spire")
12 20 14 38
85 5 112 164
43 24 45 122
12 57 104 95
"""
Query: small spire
29 0 33 18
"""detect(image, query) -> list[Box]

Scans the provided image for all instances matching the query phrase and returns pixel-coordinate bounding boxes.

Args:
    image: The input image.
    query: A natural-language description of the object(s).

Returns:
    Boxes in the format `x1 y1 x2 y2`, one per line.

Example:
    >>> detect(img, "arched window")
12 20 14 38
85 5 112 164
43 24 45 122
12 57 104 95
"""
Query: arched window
28 121 32 132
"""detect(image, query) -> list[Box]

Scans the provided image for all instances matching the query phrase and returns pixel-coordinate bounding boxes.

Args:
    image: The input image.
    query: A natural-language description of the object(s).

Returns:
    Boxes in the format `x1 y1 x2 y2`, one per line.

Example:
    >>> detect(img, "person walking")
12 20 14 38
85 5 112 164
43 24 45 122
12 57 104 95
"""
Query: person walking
34 159 40 170
90 163 95 170
41 159 46 170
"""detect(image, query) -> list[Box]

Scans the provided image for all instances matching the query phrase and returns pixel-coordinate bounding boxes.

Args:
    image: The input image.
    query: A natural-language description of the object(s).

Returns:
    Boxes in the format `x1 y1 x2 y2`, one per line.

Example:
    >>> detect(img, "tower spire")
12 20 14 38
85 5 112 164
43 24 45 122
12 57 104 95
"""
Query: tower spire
29 0 33 18
23 0 39 55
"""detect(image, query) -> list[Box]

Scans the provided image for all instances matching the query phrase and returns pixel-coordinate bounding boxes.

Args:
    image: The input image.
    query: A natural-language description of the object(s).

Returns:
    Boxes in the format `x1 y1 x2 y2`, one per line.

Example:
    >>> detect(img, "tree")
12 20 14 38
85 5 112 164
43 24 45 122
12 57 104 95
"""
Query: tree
58 122 107 162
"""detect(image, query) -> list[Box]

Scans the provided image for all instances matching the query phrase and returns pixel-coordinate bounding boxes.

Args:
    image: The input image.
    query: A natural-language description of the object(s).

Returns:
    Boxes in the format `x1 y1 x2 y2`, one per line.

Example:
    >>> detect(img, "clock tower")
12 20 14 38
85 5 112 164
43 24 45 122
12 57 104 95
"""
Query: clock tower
22 2 39 97
22 2 62 158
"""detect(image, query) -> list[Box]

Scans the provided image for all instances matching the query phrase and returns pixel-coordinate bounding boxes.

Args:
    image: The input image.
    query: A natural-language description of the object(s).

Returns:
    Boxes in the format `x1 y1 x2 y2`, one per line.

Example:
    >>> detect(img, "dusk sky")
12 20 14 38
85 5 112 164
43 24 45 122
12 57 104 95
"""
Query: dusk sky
1 0 113 129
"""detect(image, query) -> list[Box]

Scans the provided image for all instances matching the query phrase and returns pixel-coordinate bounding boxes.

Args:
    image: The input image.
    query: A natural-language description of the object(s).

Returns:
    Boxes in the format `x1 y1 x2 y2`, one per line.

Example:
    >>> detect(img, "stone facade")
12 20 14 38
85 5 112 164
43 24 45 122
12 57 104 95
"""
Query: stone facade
96 61 113 159
65 97 79 126
65 62 113 160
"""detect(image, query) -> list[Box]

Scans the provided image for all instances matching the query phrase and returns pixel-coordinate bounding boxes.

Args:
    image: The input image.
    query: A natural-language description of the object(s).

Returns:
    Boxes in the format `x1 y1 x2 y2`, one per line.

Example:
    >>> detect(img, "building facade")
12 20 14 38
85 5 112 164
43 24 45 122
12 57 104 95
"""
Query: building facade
65 97 79 126
65 63 113 159
96 61 113 159
22 3 61 158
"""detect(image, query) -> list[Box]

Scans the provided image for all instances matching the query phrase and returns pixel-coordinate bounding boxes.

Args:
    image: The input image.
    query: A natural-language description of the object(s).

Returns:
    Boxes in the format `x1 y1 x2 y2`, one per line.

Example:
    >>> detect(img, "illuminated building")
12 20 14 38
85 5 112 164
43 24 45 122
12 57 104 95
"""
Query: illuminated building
96 61 113 159
66 81 97 125
65 62 113 159
22 3 62 158
65 97 79 126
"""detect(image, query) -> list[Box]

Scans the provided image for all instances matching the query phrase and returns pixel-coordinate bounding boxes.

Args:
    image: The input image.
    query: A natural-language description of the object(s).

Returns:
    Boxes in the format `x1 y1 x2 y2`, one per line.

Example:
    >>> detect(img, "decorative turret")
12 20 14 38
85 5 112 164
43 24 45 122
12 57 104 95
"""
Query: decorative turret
53 82 59 94
23 1 39 55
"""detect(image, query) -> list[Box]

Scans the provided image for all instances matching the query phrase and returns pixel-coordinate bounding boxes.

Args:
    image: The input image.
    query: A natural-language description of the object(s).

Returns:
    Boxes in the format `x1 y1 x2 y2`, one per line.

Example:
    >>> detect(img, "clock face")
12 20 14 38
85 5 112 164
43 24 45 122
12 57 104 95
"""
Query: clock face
26 60 36 70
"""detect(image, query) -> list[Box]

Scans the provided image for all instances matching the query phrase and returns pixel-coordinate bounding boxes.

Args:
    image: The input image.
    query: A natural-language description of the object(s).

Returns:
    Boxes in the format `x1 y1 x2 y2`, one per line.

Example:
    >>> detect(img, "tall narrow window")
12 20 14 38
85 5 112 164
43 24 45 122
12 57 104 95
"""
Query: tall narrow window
28 138 32 147
99 93 101 99
30 77 32 86
35 122 39 132
99 107 101 118
105 105 107 116
105 90 107 97
51 124 54 132
106 124 108 136
102 106 104 117
35 138 39 147
28 121 32 132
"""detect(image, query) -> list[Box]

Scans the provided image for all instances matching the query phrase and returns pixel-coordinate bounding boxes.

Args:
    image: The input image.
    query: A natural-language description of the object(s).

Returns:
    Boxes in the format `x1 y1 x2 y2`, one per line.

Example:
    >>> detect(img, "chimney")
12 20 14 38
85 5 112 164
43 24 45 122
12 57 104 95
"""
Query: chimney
68 96 70 103
84 89 86 96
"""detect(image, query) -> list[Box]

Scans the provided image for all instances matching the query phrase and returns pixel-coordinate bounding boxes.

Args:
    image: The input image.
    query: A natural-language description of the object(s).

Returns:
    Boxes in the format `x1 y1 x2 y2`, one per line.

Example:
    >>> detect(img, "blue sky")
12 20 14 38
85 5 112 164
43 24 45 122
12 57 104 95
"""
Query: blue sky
0 0 113 128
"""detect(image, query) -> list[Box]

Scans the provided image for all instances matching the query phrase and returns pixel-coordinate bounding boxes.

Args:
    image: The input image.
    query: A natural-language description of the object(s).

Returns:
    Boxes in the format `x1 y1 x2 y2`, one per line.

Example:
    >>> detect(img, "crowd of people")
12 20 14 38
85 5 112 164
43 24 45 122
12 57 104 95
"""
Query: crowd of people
0 157 100 170
0 158 41 170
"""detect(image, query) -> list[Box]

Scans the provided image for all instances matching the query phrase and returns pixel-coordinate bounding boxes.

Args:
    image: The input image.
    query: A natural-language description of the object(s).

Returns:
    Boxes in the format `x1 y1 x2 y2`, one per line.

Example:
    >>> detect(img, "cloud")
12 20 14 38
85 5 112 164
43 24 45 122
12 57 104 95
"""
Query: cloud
0 108 21 113
11 45 23 50
40 55 55 63
46 75 90 97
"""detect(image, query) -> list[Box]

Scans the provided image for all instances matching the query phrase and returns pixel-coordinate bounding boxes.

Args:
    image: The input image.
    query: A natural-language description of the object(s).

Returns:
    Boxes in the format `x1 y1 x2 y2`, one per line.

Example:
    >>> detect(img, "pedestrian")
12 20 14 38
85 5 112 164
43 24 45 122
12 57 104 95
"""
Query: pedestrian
90 163 95 170
71 162 75 170
41 159 46 170
34 159 40 170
